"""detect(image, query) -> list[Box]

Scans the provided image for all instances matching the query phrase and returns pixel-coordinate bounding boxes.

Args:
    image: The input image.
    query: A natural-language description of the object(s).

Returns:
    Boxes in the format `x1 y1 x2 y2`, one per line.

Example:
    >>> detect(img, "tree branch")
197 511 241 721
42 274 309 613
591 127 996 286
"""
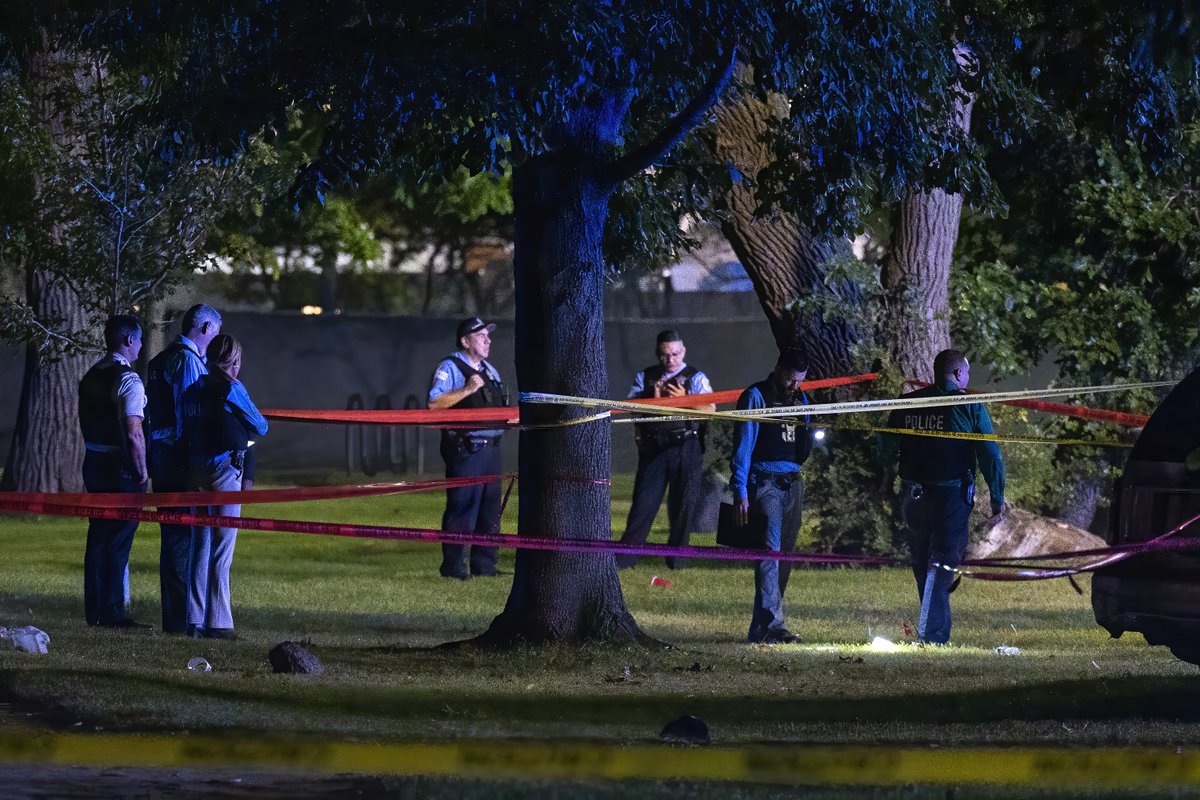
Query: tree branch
603 48 737 184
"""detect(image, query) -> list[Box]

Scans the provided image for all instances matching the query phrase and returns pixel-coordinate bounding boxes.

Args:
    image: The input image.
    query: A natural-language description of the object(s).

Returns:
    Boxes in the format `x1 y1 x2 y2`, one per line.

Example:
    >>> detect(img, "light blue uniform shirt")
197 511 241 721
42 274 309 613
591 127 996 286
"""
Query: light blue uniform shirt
428 352 505 438
626 364 713 399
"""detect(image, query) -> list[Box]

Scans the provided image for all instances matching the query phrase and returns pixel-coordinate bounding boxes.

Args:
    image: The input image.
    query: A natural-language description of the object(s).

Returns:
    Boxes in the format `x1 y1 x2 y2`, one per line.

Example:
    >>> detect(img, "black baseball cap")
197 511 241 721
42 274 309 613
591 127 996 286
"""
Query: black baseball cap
456 317 496 341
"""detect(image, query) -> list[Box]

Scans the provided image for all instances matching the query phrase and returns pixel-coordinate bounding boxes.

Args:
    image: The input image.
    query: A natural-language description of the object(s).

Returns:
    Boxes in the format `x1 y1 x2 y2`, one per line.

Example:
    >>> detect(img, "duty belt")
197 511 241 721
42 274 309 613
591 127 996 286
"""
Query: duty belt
84 442 122 454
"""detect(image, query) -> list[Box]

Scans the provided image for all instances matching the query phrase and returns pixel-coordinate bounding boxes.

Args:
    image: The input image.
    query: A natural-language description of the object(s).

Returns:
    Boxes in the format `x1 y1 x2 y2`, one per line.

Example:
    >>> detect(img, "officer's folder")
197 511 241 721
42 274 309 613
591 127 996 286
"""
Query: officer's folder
717 503 768 549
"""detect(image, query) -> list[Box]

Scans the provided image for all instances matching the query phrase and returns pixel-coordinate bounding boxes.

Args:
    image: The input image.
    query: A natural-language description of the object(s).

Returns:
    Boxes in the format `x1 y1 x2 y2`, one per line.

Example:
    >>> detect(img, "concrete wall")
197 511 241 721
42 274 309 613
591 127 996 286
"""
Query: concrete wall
0 307 780 478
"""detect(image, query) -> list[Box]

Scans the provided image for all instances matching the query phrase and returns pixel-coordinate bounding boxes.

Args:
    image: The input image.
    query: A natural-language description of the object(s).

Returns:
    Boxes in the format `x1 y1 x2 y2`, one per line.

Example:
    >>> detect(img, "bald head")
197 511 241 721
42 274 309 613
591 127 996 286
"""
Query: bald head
934 349 970 390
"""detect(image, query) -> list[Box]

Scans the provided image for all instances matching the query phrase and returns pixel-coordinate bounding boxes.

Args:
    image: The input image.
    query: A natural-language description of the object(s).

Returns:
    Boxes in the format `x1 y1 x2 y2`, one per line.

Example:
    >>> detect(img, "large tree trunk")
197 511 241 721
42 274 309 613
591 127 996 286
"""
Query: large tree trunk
713 78 862 378
880 190 963 382
1 272 90 493
477 149 645 645
2 46 97 493
881 51 975 383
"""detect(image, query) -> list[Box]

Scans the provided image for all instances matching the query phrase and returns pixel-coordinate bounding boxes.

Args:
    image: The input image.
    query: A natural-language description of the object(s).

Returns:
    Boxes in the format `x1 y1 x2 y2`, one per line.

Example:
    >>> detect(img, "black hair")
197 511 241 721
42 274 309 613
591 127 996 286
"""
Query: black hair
776 347 810 374
104 314 142 351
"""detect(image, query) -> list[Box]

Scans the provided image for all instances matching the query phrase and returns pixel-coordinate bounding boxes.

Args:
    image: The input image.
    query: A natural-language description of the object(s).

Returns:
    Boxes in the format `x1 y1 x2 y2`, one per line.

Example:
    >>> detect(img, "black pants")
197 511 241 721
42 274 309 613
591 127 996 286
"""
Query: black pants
150 443 191 633
82 451 141 625
440 437 502 576
617 435 701 569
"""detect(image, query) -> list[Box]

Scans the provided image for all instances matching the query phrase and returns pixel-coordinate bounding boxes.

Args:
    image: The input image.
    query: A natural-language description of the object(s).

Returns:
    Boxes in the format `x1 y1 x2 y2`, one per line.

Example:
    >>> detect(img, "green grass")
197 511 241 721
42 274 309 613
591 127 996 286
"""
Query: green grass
1 473 1199 754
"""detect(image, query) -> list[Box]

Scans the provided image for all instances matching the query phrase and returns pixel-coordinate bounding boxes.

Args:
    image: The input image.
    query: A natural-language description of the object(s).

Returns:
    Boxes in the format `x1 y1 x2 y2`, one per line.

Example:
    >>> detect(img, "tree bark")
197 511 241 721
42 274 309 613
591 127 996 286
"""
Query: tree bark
713 79 862 378
2 271 91 493
477 149 646 645
880 189 963 382
2 46 97 493
881 53 975 383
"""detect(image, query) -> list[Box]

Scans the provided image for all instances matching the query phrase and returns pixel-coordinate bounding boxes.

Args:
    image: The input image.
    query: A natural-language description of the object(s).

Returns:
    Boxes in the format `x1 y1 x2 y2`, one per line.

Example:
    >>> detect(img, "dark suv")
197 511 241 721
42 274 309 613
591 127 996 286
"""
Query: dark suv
1092 368 1200 664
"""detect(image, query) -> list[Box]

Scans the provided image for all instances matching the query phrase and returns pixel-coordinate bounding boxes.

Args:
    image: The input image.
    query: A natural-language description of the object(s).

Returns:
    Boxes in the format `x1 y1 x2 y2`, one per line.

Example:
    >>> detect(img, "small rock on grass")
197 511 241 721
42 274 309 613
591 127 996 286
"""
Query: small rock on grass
268 642 324 675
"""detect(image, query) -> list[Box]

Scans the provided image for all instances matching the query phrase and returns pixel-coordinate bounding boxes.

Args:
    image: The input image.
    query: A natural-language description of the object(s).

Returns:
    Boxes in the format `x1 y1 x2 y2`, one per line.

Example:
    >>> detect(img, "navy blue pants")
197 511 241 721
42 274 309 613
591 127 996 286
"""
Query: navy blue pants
617 435 701 569
150 443 191 633
902 481 972 644
82 451 141 625
440 437 502 577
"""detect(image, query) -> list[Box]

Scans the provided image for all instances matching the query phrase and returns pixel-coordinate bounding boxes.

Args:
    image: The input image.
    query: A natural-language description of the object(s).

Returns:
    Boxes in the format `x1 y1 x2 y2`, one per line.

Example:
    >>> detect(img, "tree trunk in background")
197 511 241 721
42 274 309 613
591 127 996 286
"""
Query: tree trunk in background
714 77 862 379
478 147 645 645
881 51 975 383
880 190 963 382
1 272 91 492
1057 453 1112 532
1 46 97 493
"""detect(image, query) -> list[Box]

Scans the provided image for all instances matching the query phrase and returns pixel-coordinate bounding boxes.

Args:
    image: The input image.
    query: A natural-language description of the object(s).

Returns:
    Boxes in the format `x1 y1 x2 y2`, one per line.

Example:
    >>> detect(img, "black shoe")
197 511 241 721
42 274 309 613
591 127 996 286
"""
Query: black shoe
470 567 499 577
203 628 237 640
759 630 802 645
98 618 153 631
665 560 688 570
440 566 470 581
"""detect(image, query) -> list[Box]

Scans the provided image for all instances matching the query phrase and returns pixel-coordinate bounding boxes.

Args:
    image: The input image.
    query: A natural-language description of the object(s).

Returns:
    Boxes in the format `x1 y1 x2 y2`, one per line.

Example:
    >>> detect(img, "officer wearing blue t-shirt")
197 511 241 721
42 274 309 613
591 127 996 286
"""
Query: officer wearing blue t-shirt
729 349 815 644
428 318 509 580
875 349 1006 644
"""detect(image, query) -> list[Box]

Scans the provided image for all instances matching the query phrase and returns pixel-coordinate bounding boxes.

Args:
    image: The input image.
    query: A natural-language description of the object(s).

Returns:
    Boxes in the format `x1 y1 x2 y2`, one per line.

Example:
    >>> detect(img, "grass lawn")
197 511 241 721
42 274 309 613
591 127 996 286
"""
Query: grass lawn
3 472 1200 787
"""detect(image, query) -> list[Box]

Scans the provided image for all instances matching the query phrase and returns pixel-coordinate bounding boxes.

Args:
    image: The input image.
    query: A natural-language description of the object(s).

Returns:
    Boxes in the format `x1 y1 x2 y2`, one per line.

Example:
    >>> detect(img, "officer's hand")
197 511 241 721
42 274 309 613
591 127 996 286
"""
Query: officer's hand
663 382 686 398
465 374 485 394
138 475 150 492
735 497 750 527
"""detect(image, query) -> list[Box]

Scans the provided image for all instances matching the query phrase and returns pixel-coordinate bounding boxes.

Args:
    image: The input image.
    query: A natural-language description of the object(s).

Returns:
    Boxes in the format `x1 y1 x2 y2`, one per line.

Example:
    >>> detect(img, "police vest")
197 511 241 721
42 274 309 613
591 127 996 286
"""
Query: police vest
634 365 702 439
147 341 204 444
190 376 251 458
78 358 137 450
749 378 812 465
889 386 975 484
446 356 508 409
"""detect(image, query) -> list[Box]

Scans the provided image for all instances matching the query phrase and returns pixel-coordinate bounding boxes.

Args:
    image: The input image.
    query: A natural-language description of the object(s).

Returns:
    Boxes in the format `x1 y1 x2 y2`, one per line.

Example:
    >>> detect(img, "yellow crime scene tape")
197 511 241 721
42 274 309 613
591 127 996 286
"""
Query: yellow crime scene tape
522 380 1170 423
529 381 1156 446
609 415 1133 448
2 729 1200 788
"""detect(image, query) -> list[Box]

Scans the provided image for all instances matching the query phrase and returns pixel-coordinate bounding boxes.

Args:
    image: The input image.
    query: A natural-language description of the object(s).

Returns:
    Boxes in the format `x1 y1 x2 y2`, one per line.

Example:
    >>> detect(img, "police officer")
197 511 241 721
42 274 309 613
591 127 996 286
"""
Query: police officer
428 317 509 580
147 303 221 633
729 349 814 644
78 314 150 629
875 349 1005 644
616 330 714 569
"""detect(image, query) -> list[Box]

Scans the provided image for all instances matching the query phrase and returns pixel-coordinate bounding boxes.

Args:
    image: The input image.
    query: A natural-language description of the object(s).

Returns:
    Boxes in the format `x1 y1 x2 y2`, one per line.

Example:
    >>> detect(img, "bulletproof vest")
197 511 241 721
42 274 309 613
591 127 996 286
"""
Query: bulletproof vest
447 356 508 409
889 386 975 484
78 357 137 449
190 376 249 457
634 365 701 438
749 377 812 466
147 340 204 442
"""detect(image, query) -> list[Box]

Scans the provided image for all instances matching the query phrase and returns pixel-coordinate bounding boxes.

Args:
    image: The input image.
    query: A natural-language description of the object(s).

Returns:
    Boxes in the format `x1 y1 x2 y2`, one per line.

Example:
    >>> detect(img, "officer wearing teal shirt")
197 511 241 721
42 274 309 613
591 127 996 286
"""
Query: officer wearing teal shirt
875 349 1005 644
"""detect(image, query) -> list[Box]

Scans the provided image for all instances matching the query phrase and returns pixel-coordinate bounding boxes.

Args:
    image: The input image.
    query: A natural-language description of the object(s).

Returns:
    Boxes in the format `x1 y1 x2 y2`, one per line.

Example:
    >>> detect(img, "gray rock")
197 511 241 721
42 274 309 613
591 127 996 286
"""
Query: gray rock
660 715 710 745
268 642 324 675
